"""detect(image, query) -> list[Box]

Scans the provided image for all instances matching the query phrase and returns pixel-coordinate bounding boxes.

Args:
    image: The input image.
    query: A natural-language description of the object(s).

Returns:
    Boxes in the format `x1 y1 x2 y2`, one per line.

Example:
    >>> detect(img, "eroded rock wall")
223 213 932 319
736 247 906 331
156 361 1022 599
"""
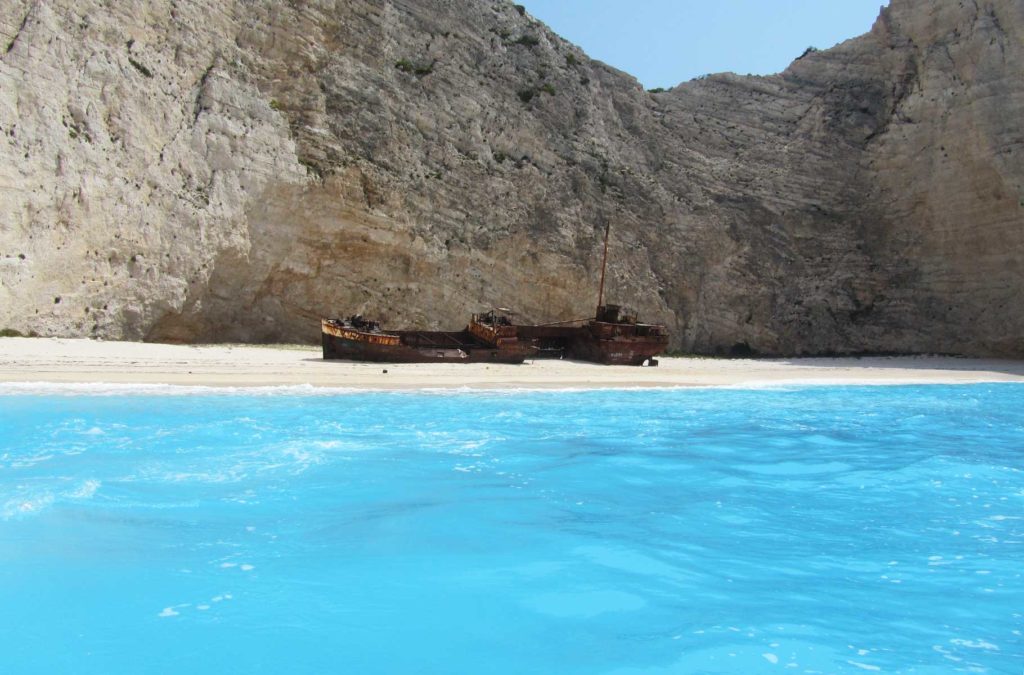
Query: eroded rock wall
1 0 1021 355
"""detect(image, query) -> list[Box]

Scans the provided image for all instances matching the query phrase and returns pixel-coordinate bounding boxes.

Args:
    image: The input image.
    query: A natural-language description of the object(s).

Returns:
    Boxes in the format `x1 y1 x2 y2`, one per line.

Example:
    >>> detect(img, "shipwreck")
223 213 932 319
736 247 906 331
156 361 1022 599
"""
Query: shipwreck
321 222 669 365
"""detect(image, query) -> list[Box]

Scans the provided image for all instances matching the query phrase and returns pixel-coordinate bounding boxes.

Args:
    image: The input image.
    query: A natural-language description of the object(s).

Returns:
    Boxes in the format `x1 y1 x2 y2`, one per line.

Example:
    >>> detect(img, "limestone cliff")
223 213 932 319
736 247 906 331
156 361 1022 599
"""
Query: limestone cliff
0 0 1021 356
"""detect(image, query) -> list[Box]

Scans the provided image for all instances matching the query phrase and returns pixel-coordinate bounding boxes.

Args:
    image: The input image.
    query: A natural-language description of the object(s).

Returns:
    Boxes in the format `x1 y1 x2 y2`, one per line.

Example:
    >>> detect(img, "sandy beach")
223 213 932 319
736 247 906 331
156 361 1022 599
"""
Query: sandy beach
1 337 1023 390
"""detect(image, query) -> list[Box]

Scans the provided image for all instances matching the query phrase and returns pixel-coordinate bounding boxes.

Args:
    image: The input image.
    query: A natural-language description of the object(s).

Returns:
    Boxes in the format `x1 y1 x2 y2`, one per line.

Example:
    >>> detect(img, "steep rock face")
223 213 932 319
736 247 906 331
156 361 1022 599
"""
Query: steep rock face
863 1 1024 356
0 0 1021 355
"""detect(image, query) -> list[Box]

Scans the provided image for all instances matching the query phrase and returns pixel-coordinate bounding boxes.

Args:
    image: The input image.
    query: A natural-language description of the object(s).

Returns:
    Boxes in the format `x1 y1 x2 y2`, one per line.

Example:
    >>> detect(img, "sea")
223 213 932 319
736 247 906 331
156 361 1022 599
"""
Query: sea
1 383 1022 674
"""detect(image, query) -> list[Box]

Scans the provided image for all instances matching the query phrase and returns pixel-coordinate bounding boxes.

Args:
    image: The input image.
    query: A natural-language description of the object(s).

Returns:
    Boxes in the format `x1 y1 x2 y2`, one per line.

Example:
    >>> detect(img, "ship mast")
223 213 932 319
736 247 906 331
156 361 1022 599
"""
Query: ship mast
596 219 611 317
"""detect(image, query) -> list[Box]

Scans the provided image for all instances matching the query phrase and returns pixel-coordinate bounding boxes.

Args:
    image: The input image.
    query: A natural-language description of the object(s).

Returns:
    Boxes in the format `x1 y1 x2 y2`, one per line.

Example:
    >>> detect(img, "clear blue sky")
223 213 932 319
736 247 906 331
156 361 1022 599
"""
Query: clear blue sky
522 0 888 88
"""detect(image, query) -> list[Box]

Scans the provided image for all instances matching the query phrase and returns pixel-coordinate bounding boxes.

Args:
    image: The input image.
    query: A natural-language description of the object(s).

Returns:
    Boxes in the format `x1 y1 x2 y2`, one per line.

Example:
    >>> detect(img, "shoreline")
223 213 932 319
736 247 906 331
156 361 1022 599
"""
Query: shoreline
1 337 1023 391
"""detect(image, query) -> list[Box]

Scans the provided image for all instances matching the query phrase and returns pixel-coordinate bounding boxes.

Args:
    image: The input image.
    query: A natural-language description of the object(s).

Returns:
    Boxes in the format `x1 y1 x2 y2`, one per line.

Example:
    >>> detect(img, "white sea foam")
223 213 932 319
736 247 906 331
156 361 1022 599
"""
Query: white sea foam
65 479 100 499
278 445 325 473
10 453 55 469
951 638 999 651
310 440 344 449
163 469 243 484
158 603 189 618
2 493 55 519
0 380 724 398
713 378 1016 391
3 379 1011 398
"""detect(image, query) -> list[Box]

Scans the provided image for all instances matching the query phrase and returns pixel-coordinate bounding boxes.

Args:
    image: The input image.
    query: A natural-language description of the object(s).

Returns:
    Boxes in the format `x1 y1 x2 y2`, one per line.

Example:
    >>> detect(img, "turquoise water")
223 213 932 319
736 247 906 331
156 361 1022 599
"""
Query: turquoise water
1 384 1022 673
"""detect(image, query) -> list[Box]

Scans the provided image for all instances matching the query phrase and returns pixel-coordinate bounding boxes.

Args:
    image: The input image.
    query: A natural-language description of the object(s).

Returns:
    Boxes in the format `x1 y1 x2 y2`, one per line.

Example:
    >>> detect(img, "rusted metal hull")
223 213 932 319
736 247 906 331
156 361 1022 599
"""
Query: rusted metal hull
321 307 668 366
567 331 669 365
516 323 669 366
321 319 534 364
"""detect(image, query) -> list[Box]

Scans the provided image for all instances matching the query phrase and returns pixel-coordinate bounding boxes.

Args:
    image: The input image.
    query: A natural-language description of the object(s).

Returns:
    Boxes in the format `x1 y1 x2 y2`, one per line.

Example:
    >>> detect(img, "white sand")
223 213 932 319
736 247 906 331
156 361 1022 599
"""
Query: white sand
1 337 1022 390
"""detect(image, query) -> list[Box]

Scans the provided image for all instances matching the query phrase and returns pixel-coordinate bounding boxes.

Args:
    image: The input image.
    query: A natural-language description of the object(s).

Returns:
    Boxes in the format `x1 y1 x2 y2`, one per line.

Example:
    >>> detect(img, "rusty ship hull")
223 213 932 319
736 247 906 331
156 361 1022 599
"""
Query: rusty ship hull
321 318 535 364
515 305 669 366
516 324 668 366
